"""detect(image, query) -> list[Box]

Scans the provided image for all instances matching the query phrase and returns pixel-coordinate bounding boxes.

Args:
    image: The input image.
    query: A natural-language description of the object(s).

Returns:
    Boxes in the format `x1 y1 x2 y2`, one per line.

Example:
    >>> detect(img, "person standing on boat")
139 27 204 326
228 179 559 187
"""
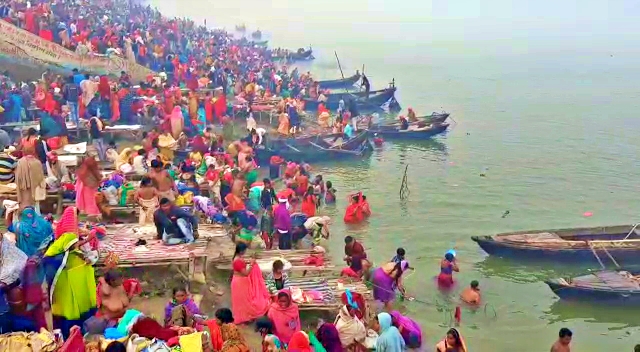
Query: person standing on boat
361 74 371 99
551 328 572 352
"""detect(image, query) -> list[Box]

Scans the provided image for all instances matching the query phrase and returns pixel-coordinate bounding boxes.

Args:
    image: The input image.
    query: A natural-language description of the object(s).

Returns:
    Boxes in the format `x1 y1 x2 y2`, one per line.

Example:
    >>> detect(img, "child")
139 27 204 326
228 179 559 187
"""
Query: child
261 206 275 249
324 181 336 204
105 140 118 163
164 286 201 327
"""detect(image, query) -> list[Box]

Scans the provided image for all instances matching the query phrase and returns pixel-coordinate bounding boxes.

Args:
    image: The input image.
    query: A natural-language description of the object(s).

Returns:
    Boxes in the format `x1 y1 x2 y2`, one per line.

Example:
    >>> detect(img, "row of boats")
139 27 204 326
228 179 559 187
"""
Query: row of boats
474 224 640 304
255 112 451 164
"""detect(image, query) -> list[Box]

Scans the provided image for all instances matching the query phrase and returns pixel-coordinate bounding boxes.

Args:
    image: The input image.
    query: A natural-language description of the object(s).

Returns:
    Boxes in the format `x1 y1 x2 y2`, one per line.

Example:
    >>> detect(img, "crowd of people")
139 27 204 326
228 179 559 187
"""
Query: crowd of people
0 0 582 351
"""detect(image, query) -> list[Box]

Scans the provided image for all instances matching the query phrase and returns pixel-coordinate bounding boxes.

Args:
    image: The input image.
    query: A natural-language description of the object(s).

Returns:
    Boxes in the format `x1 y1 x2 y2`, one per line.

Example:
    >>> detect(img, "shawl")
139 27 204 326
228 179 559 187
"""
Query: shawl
267 290 301 345
0 236 28 285
158 133 177 149
164 297 201 324
334 305 366 347
15 155 45 191
287 331 311 352
316 323 342 352
220 323 250 352
55 206 78 239
15 206 53 257
375 313 405 352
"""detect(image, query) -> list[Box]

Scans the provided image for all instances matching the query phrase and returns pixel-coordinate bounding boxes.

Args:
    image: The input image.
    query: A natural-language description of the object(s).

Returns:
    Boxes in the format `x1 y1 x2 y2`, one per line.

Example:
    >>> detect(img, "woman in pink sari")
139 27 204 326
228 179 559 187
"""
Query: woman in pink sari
75 157 102 219
267 290 301 345
170 106 185 139
230 243 270 324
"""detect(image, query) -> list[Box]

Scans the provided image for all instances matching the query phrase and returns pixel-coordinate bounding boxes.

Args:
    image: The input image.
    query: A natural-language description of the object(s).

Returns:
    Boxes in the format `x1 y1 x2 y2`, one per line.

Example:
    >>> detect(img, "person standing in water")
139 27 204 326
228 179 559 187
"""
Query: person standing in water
437 251 459 289
460 280 481 305
551 328 572 352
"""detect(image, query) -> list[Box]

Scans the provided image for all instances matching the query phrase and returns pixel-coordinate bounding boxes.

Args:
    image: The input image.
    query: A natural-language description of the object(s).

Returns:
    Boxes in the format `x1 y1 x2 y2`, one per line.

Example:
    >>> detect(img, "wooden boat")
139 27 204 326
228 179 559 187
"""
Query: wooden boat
272 49 314 62
546 269 640 304
472 224 640 266
368 123 448 140
373 113 449 129
251 30 262 39
304 87 396 111
317 73 362 90
252 40 269 46
255 131 372 164
235 24 246 32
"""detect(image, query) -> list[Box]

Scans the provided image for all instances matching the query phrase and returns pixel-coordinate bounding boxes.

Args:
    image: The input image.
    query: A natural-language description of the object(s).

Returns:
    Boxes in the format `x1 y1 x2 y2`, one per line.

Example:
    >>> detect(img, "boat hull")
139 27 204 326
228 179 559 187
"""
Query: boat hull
317 74 361 89
472 235 640 266
546 277 640 304
368 123 449 140
256 131 372 164
304 88 396 111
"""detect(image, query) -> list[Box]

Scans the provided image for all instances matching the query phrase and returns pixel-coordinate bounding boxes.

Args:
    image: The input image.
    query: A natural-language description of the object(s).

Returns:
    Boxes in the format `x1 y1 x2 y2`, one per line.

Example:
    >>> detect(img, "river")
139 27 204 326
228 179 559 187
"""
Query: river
153 0 640 349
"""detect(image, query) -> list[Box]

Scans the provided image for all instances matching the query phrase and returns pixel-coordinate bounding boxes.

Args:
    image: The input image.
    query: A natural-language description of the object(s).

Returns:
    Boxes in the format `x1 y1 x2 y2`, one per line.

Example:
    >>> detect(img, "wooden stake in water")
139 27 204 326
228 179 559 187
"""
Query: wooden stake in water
400 165 410 200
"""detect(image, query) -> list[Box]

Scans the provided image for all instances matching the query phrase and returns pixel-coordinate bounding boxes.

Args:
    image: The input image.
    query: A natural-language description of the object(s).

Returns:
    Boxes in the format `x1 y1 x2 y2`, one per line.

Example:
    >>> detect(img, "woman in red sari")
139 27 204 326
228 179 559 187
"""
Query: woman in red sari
230 243 270 324
343 193 365 224
75 157 102 219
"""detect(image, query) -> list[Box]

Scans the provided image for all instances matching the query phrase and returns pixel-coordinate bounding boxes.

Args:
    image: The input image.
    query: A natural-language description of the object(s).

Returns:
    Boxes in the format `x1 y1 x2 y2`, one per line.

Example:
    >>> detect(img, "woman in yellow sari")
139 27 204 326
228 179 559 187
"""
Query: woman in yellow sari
115 148 133 172
277 112 290 136
43 207 97 337
158 132 178 161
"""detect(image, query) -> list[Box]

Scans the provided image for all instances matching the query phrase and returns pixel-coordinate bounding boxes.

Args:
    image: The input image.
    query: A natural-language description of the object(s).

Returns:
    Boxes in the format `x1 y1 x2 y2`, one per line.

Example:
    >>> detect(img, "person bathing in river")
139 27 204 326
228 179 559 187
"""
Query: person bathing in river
435 328 467 352
460 280 481 305
437 250 459 290
344 192 366 223
371 260 410 310
551 328 572 352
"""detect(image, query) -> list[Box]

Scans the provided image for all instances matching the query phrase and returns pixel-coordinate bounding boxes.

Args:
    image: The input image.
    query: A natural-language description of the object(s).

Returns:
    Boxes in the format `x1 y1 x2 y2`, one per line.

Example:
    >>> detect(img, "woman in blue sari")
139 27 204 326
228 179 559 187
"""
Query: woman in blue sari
11 206 53 257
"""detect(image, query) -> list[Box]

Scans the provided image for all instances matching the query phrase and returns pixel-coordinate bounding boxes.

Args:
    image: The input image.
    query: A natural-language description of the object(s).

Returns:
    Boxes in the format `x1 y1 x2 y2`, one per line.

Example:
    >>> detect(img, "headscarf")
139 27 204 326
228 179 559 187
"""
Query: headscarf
77 156 100 186
436 328 468 352
287 331 311 352
267 290 301 344
390 311 422 348
315 323 342 352
55 206 78 239
375 312 405 352
220 323 250 352
115 148 132 170
263 334 283 352
15 206 53 257
333 305 366 347
98 75 111 98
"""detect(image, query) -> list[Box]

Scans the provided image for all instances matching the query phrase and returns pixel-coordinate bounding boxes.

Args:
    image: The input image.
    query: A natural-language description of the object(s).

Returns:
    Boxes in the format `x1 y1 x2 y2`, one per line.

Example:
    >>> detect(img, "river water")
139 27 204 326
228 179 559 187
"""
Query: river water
153 0 640 350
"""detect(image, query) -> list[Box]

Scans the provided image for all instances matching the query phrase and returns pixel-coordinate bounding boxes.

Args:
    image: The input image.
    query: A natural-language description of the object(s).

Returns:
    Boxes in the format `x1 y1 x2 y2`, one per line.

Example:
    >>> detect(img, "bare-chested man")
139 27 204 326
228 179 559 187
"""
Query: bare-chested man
231 171 246 198
148 159 176 202
460 280 481 305
550 328 572 352
134 176 159 224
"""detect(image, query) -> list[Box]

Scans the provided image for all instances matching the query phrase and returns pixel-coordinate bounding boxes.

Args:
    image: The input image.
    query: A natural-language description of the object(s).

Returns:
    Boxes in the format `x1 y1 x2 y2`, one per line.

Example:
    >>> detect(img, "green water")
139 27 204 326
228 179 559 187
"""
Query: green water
155 0 640 349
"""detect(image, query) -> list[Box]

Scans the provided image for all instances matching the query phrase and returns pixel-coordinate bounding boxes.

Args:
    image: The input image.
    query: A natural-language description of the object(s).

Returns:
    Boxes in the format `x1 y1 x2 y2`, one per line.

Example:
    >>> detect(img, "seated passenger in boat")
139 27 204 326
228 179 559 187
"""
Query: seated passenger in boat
399 116 409 130
407 108 417 122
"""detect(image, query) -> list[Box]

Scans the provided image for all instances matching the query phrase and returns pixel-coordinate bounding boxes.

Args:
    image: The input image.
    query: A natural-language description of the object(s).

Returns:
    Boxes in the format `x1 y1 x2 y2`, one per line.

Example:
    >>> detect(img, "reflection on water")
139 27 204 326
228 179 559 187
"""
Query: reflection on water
474 256 597 284
545 300 640 330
